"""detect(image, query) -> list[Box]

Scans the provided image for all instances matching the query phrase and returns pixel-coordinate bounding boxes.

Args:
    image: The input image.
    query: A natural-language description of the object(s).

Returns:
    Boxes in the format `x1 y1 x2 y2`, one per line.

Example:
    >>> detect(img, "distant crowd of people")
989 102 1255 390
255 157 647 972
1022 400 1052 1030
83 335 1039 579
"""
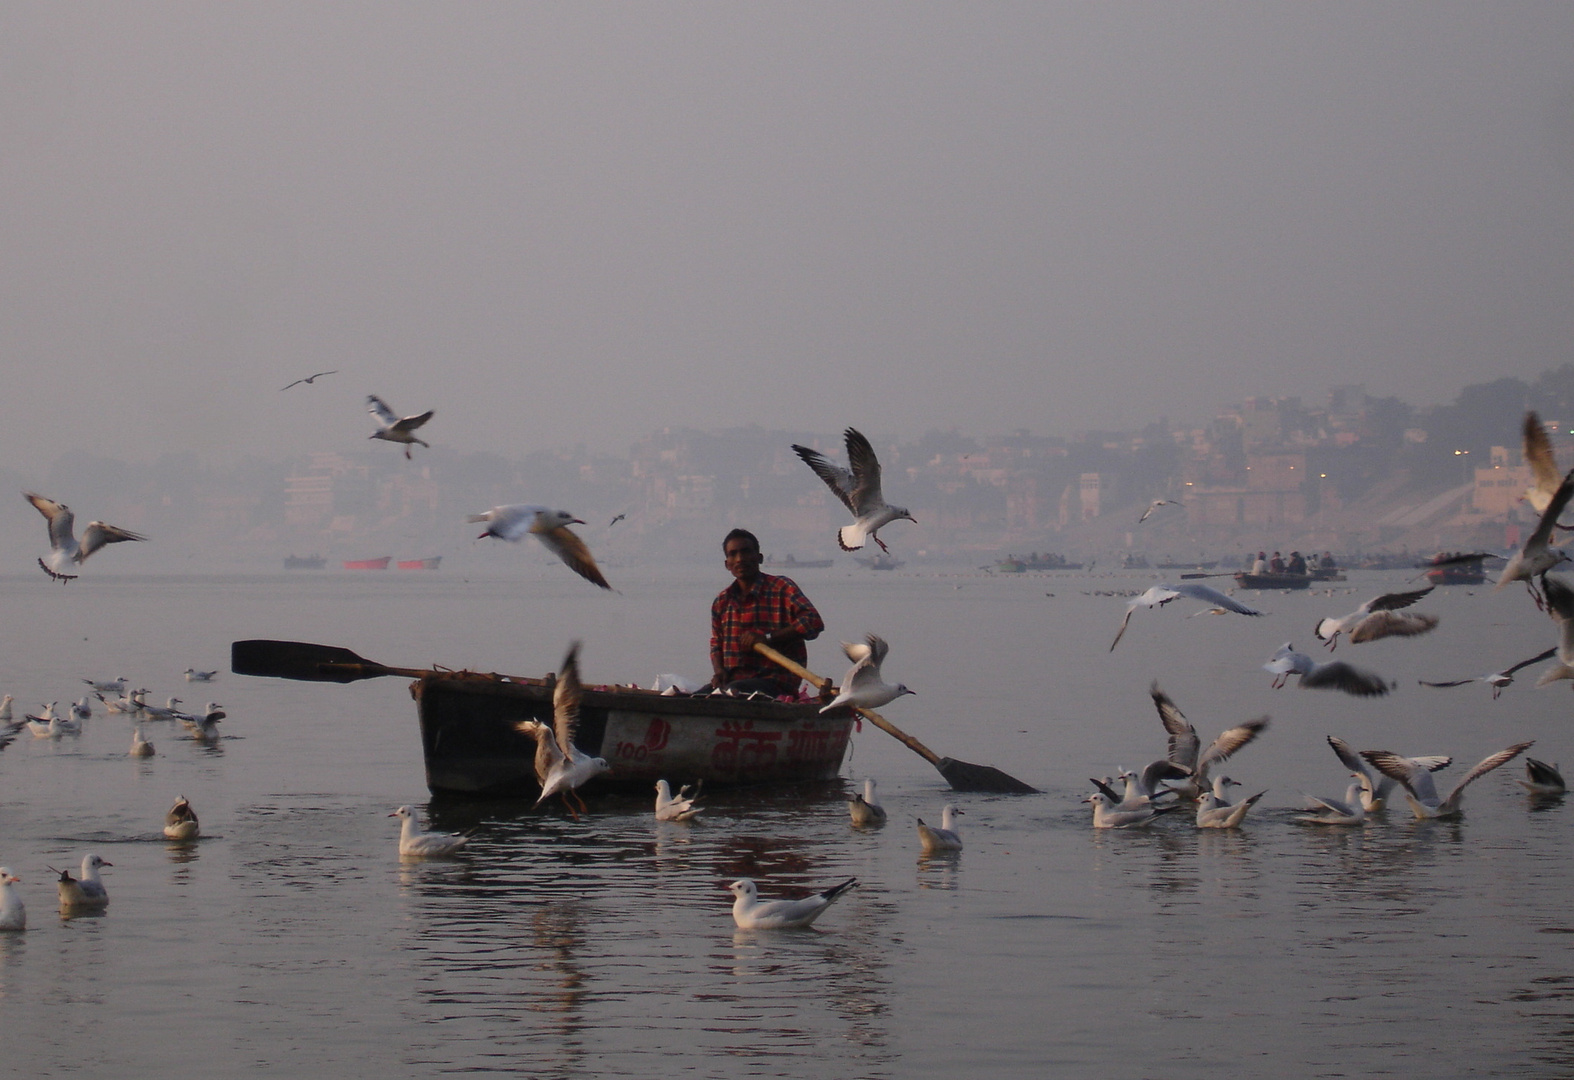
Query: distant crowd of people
1248 550 1336 576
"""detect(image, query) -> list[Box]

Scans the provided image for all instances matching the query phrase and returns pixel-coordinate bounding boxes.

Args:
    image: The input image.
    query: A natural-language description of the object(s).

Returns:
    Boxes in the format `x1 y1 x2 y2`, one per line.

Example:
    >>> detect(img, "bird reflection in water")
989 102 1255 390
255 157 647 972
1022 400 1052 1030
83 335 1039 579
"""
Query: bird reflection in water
523 903 589 1075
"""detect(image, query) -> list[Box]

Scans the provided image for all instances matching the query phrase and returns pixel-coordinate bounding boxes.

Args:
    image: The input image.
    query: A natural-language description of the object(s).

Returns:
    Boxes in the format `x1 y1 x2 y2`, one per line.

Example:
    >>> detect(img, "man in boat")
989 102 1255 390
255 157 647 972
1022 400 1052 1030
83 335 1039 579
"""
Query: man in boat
706 528 825 695
1286 550 1307 575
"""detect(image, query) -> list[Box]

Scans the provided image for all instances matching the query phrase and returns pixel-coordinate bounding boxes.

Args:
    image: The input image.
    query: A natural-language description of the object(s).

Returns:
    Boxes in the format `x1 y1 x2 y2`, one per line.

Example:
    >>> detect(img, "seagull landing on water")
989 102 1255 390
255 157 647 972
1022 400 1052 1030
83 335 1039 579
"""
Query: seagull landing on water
1137 499 1178 523
25 492 146 582
1362 741 1534 820
1498 467 1574 604
1325 735 1450 813
280 369 338 391
1265 643 1394 697
792 428 914 553
1109 583 1262 650
821 635 914 713
468 505 612 590
728 877 857 930
390 805 470 857
1147 683 1269 801
366 395 434 460
516 642 610 818
1314 587 1439 650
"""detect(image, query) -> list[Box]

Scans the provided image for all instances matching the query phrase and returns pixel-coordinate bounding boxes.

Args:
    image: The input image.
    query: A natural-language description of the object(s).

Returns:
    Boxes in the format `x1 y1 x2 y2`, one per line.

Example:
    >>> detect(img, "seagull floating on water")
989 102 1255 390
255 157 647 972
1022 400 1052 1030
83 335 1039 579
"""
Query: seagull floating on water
26 492 146 582
184 669 218 682
1265 643 1393 697
1087 779 1172 828
83 676 128 695
1314 587 1439 650
130 724 154 757
654 779 703 821
366 394 434 459
728 877 858 929
821 635 914 713
792 428 914 553
916 805 963 853
468 505 612 590
390 805 470 857
848 778 888 827
517 642 610 818
164 796 200 841
1362 741 1534 820
1195 778 1265 828
1295 780 1367 826
0 868 23 931
56 854 111 912
1110 583 1262 650
1519 757 1565 796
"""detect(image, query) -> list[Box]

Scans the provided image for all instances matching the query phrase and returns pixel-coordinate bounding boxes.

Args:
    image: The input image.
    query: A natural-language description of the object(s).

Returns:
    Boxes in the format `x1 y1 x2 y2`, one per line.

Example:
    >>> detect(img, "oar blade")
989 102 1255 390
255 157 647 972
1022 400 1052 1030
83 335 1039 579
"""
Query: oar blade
937 757 1042 794
231 640 385 683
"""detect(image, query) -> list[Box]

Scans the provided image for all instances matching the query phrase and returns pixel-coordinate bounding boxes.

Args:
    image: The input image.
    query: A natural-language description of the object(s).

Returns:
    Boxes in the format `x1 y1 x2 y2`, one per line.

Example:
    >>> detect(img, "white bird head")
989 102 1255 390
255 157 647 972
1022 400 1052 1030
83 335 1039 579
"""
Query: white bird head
894 507 916 524
389 806 415 821
82 854 111 874
534 508 584 530
727 879 757 900
0 868 17 885
655 780 672 797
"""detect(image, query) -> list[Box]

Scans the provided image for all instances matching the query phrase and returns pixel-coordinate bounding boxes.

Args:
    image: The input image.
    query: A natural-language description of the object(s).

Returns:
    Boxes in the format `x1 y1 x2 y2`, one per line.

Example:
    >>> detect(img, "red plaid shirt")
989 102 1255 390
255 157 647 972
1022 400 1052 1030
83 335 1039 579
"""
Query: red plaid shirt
710 573 824 690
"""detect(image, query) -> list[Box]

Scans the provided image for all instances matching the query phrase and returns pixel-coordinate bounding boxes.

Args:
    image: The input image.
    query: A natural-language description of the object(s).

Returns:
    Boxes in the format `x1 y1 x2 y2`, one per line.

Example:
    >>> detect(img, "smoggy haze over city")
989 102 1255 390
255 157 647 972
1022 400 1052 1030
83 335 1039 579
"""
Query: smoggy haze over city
5 4 1574 479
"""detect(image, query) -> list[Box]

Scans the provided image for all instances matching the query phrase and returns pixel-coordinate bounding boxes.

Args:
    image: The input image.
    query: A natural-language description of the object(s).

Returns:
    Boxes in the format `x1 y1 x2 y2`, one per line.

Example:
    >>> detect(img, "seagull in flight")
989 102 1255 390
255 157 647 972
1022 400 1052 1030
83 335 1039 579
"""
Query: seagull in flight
792 428 914 552
1362 741 1533 820
279 369 338 391
1326 735 1450 812
1521 411 1574 525
1137 498 1178 523
366 394 434 459
1109 582 1262 650
1418 646 1557 699
728 877 857 929
25 492 147 582
1497 467 1574 603
467 504 612 589
1265 643 1394 697
1314 587 1439 650
516 642 610 818
608 513 626 527
821 635 914 713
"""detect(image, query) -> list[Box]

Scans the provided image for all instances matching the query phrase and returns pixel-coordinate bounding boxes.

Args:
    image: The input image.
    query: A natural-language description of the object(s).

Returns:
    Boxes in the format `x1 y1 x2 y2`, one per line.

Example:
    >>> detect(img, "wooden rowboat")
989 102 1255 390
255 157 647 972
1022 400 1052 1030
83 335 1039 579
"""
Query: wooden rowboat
1234 571 1313 590
416 674 855 798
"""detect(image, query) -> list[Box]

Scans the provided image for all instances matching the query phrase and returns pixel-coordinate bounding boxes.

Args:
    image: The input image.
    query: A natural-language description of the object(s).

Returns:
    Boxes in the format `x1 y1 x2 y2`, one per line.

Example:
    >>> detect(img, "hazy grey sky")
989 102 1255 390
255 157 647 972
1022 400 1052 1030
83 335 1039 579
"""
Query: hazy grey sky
4 3 1574 475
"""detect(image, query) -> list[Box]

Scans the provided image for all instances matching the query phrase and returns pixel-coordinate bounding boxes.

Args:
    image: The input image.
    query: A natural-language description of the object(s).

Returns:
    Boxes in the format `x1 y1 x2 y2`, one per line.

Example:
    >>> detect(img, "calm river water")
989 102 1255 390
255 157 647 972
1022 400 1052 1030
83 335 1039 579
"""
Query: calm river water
1 564 1571 1078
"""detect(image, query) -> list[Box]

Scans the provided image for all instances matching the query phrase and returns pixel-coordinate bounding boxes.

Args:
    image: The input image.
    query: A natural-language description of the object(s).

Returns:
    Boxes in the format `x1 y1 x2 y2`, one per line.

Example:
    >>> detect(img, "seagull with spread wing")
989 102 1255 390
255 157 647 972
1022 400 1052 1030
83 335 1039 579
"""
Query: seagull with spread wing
1109 582 1262 650
1146 682 1269 800
1137 498 1178 523
25 492 147 582
1362 741 1534 820
280 369 338 391
1325 735 1451 812
1418 646 1556 699
366 394 434 459
1532 574 1574 688
820 634 914 713
1521 411 1574 524
791 428 914 552
1314 586 1439 650
1497 467 1574 603
1265 643 1394 697
467 505 612 590
517 642 610 818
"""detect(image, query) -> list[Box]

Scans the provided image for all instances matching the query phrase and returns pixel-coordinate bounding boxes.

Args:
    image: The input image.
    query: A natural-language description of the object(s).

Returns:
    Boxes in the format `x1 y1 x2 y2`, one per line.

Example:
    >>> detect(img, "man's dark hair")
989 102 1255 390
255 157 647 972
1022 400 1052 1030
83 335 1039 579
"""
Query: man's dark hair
722 528 760 552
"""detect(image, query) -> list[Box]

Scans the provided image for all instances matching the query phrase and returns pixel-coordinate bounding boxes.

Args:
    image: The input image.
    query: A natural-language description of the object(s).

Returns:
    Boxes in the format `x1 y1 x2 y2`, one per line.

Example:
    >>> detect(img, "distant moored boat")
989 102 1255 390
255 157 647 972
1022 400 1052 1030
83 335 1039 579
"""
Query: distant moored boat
343 556 392 570
283 554 327 570
397 556 442 570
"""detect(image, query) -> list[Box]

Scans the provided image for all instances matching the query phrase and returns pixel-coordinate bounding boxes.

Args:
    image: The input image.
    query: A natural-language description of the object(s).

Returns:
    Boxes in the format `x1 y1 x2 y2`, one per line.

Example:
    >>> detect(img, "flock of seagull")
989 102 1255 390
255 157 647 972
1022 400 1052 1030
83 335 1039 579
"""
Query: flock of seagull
1080 409 1574 838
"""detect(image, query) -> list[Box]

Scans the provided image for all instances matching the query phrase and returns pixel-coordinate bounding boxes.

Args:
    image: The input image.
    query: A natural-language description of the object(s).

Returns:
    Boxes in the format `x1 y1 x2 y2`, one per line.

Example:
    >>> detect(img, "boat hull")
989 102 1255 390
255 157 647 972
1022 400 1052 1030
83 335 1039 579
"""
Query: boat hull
415 675 855 798
344 557 392 570
398 556 442 570
1235 572 1313 590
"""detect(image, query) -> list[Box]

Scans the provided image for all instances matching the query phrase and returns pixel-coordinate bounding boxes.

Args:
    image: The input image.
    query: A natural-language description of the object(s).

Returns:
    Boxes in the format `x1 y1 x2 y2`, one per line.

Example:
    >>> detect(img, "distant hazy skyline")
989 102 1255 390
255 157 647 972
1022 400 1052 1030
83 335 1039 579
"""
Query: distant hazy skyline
5 4 1574 479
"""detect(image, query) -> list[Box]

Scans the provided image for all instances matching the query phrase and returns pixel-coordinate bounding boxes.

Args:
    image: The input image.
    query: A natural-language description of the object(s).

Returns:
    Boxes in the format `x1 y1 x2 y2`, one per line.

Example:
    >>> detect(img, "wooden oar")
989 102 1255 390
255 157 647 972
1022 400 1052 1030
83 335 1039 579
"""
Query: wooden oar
1179 571 1238 580
752 642 1040 794
231 639 477 683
